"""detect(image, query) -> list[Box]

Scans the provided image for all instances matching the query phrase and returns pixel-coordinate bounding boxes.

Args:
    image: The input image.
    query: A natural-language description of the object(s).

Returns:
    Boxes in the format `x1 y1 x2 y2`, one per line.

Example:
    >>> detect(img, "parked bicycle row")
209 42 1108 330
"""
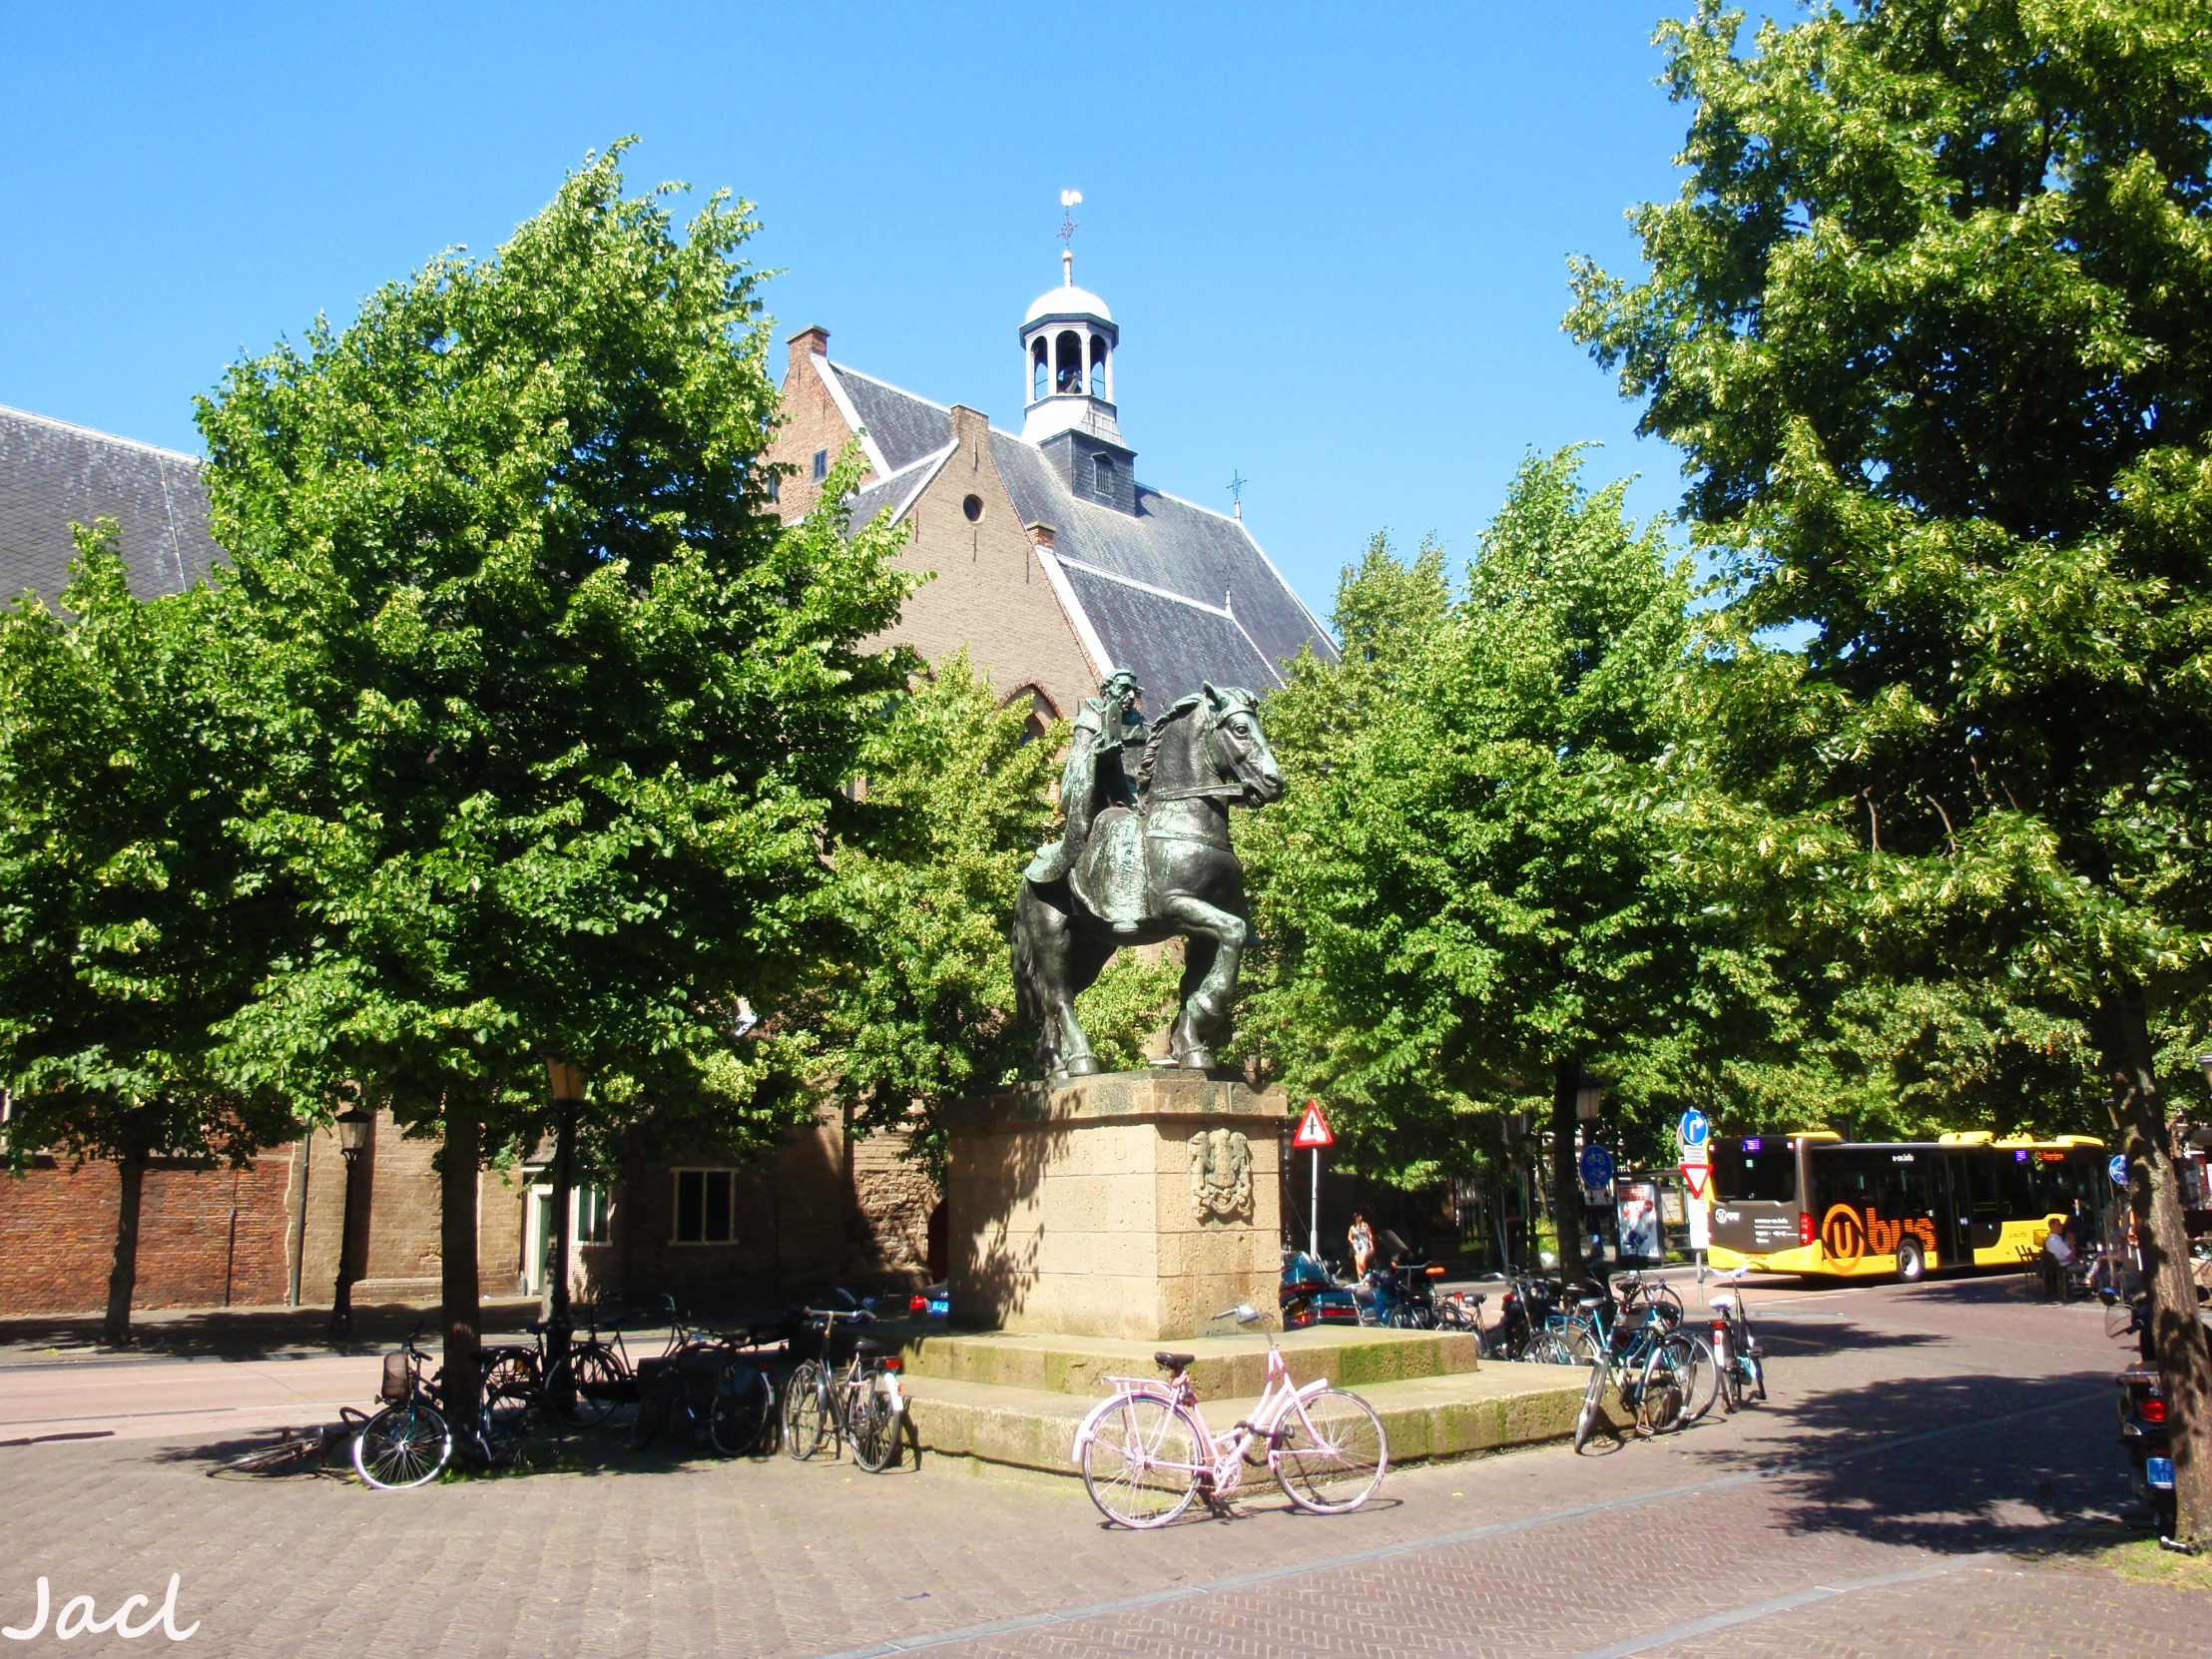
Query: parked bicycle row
214 1289 914 1489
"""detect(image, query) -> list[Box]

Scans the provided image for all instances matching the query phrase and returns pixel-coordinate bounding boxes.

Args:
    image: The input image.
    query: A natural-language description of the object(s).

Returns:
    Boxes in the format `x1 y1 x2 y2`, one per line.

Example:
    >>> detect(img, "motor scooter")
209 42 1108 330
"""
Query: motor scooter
2101 1288 2177 1537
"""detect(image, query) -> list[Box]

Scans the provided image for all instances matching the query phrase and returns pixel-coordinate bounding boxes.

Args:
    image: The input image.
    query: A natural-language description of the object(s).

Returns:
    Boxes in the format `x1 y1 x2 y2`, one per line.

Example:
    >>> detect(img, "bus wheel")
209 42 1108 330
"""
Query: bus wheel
1895 1238 1927 1284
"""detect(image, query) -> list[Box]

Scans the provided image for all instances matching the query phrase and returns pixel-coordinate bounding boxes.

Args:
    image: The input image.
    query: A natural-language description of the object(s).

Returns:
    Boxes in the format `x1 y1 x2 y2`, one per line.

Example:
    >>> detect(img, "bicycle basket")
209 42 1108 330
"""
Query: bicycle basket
379 1351 411 1401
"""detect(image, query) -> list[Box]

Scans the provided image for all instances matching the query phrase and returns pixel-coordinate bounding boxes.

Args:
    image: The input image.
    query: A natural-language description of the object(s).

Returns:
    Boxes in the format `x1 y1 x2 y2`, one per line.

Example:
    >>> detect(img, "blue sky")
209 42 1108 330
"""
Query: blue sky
0 2 1717 623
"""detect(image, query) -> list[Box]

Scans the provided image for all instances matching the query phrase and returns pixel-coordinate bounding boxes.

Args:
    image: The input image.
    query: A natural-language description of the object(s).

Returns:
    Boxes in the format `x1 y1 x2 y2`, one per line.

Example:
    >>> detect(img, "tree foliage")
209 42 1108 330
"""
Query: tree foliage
1240 452 1784 1239
0 525 295 1339
1568 0 2212 1538
196 143 917 1394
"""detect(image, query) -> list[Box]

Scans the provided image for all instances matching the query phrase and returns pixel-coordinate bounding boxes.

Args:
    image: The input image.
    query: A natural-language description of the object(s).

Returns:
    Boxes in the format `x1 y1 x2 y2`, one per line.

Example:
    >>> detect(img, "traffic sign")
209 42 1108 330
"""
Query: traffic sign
1680 1162 1710 1201
1292 1100 1335 1150
2109 1153 2129 1189
1677 1109 1710 1150
1578 1145 1615 1189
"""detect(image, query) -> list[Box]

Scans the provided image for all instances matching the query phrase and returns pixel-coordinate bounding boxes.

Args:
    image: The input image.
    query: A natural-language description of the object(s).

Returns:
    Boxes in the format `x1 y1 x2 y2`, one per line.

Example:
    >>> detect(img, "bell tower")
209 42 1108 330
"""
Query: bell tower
1021 193 1137 513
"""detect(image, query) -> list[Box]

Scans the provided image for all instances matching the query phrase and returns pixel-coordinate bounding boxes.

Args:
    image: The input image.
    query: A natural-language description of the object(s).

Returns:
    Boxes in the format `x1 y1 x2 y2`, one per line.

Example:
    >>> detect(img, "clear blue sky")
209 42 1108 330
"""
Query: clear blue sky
0 2 1719 624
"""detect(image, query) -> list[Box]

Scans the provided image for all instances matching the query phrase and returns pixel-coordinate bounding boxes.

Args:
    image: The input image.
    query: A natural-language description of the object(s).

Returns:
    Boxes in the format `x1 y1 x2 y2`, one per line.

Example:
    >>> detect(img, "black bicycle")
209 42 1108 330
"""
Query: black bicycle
780 1300 905 1473
351 1327 537 1488
629 1311 779 1457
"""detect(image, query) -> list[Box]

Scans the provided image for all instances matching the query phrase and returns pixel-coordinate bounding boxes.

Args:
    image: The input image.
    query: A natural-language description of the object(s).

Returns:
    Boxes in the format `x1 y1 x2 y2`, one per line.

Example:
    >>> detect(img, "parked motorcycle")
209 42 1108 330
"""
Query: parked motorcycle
2101 1288 2177 1537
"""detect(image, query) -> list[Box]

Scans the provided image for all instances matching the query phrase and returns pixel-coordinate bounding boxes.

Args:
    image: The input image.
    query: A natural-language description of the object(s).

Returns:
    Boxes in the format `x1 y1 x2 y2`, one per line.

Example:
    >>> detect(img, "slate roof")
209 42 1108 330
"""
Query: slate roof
0 405 222 606
809 357 1336 705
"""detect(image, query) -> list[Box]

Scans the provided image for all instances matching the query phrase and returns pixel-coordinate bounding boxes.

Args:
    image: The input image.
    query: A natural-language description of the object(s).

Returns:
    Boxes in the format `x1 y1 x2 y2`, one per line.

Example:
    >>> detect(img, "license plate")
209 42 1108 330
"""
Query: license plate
2147 1455 2174 1489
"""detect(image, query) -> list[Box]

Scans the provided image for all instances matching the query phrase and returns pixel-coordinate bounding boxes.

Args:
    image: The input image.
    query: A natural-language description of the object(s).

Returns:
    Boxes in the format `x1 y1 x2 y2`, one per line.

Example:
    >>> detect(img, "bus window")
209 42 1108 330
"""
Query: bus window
1714 1142 1798 1204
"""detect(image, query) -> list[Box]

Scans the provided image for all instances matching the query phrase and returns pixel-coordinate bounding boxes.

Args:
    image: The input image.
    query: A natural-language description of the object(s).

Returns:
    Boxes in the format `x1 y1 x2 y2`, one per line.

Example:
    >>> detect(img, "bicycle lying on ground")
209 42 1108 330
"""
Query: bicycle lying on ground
1072 1304 1388 1528
211 1408 371 1477
782 1300 905 1472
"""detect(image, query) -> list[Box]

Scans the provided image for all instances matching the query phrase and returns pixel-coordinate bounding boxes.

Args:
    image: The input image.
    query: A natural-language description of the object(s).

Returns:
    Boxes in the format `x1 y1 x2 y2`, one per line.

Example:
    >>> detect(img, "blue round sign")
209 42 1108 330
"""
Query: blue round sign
2109 1153 2129 1188
1579 1145 1615 1189
1677 1109 1710 1149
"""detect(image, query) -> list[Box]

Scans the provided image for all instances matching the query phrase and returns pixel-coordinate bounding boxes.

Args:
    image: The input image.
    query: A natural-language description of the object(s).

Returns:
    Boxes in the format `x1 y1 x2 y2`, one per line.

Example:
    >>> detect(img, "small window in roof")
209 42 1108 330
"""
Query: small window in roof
812 448 828 481
1094 454 1115 498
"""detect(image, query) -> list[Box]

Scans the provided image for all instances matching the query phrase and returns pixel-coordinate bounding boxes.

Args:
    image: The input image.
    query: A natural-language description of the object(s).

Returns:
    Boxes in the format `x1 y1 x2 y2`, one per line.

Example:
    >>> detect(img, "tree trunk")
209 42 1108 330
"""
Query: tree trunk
1549 1057 1585 1290
2097 983 2212 1546
103 1148 148 1347
439 1105 482 1434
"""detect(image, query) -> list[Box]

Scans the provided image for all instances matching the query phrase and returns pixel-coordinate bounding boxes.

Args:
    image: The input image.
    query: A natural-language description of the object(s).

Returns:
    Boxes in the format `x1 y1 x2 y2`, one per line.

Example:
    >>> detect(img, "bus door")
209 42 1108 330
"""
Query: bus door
1940 1154 2004 1260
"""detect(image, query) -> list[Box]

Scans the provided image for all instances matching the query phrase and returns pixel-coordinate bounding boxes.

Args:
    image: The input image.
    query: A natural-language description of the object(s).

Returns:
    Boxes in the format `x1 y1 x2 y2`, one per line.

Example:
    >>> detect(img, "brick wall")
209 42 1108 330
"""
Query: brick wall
766 328 870 524
848 1124 938 1287
0 1153 294 1317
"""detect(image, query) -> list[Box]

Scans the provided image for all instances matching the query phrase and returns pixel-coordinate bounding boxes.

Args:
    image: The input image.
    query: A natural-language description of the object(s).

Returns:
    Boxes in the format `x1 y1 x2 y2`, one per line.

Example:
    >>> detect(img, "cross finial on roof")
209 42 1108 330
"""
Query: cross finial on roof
1059 189 1082 285
1228 469 1248 520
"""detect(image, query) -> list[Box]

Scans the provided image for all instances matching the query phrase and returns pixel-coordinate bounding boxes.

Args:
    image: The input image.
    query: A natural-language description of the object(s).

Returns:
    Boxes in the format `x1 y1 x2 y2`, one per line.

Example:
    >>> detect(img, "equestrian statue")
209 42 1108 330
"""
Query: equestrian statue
1013 668 1284 1081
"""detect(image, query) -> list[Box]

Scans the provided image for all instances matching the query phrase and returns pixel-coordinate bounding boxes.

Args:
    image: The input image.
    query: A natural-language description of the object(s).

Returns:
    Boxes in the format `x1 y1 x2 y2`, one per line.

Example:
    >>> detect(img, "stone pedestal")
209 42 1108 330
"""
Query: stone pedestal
946 1071 1286 1342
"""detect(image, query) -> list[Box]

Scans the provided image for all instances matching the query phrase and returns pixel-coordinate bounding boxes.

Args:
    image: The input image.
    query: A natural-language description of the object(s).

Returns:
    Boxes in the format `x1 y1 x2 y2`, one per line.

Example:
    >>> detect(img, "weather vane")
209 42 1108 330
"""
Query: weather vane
1228 469 1248 519
1059 189 1082 283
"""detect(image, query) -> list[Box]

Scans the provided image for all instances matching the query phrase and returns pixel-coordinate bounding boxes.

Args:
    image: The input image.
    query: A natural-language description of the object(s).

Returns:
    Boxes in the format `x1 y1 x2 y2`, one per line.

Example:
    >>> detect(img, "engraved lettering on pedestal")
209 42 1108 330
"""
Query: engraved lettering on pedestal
1188 1128 1253 1224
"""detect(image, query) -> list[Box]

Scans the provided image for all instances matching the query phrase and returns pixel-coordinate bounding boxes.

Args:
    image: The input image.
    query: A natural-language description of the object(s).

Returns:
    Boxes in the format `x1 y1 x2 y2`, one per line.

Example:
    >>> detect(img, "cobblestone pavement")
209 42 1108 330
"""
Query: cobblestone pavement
0 1277 2200 1657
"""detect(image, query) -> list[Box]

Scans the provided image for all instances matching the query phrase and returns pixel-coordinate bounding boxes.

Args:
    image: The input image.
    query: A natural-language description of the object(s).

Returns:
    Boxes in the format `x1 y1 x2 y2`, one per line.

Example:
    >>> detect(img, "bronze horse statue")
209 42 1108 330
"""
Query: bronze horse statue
1013 674 1284 1080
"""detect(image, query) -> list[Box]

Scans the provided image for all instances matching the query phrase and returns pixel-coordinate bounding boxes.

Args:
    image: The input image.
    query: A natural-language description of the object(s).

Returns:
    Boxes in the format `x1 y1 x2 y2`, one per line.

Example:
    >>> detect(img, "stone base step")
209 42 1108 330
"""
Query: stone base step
897 1323 1482 1401
900 1360 1602 1475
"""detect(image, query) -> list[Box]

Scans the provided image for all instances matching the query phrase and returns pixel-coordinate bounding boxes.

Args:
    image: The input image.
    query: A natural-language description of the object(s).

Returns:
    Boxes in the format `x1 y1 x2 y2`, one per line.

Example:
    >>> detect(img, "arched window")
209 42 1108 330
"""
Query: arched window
1032 338 1048 402
1056 331 1084 395
1089 336 1109 399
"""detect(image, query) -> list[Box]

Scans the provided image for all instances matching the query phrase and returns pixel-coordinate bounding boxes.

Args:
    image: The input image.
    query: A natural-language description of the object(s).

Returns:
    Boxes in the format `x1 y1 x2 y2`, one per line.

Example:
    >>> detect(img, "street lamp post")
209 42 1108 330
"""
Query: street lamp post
544 1060 585 1409
329 1108 372 1337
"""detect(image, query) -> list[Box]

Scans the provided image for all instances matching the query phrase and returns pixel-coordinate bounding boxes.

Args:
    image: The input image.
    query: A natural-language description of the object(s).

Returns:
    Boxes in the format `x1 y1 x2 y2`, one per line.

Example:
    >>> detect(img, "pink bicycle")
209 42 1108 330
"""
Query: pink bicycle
1071 1303 1388 1527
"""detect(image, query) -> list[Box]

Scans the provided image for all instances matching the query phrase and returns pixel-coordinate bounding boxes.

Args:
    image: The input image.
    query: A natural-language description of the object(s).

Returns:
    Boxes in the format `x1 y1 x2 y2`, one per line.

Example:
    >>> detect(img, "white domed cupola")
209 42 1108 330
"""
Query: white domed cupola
1021 197 1136 512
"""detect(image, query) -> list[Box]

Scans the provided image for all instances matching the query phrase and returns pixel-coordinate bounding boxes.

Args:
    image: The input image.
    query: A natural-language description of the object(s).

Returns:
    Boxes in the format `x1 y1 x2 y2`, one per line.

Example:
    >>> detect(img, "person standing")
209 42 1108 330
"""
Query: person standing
1348 1213 1375 1279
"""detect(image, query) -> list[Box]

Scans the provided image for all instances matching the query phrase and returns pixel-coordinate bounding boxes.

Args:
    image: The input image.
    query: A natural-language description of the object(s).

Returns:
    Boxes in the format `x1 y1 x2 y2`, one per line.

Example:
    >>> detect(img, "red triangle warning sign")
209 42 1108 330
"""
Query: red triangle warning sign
1680 1162 1710 1201
1292 1100 1335 1149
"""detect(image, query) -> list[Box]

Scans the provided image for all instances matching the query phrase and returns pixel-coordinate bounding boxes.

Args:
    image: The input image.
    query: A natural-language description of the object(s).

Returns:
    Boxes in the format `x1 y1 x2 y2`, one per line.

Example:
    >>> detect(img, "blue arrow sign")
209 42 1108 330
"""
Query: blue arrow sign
1677 1109 1710 1149
1579 1145 1615 1190
2108 1153 2129 1188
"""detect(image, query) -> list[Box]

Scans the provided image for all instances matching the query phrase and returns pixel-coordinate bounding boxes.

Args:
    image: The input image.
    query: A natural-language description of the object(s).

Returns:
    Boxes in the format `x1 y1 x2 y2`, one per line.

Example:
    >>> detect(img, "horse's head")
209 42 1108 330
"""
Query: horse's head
1200 683 1285 808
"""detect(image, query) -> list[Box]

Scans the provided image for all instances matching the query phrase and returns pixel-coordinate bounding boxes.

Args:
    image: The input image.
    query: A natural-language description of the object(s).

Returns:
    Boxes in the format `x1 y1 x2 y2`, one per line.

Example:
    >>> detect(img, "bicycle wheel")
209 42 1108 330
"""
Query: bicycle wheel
1676 1334 1719 1423
782 1361 830 1461
1636 1336 1696 1436
1522 1333 1579 1367
551 1344 624 1428
481 1358 538 1450
850 1379 900 1473
352 1400 453 1489
1079 1394 1202 1528
709 1361 773 1457
630 1371 675 1451
1716 1352 1743 1414
1273 1387 1387 1514
1573 1362 1608 1453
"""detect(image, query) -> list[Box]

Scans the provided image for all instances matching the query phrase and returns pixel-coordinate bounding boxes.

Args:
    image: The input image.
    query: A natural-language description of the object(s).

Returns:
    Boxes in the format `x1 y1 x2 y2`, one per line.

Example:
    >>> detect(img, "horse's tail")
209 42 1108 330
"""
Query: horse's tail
1009 881 1057 1078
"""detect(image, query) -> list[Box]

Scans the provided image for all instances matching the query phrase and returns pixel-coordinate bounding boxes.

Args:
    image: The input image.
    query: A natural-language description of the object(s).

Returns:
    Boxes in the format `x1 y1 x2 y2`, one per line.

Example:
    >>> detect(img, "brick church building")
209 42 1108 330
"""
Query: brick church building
0 251 1333 1320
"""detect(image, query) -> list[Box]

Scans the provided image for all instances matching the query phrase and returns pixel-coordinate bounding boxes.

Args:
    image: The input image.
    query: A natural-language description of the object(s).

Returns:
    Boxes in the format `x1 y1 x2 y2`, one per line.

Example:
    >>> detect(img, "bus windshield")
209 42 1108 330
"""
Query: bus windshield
1713 1140 1798 1204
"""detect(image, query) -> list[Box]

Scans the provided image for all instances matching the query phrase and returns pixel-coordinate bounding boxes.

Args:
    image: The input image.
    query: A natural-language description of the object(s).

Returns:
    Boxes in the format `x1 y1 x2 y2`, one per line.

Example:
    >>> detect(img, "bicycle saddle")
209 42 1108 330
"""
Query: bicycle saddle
1576 1297 1608 1312
852 1338 881 1356
1154 1351 1195 1372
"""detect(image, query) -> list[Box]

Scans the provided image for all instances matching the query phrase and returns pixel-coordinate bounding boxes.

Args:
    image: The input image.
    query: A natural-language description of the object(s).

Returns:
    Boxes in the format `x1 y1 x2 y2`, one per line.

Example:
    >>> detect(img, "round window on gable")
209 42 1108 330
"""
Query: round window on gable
962 494 984 523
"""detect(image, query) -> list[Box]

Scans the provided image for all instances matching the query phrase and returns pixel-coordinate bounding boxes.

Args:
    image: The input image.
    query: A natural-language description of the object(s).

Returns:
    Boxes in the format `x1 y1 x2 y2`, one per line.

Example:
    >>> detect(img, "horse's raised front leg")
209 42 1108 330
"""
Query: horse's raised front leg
1161 895 1248 1070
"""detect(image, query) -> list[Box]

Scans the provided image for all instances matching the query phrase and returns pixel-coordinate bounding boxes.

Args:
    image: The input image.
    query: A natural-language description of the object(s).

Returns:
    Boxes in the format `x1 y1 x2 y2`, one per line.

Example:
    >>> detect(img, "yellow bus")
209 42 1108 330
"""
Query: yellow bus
1705 1130 2107 1281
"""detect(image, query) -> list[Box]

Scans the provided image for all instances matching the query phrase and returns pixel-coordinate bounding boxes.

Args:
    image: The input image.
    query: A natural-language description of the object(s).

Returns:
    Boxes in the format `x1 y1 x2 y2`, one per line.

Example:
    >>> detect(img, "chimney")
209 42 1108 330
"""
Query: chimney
949 403 989 460
1025 521 1056 551
786 324 830 380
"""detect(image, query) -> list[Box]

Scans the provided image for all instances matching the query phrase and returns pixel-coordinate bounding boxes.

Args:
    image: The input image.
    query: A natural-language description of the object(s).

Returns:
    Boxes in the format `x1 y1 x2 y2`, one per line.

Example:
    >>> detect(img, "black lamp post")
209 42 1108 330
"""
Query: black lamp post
544 1060 584 1409
329 1108 372 1337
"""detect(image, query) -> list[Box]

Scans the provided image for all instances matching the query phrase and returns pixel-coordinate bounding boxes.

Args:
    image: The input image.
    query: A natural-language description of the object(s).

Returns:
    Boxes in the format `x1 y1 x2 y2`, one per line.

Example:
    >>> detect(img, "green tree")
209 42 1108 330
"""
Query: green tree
0 525 296 1344
199 144 915 1419
1568 1 2212 1538
1242 451 1782 1272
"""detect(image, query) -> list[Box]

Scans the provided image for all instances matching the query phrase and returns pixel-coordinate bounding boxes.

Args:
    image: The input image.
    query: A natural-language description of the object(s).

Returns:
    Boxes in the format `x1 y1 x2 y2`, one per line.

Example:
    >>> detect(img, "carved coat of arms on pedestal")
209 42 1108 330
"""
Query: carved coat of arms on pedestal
1188 1127 1253 1224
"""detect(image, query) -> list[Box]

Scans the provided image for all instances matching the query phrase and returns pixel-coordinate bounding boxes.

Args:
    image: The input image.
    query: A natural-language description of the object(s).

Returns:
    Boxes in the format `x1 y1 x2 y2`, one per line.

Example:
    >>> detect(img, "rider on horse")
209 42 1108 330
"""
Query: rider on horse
1024 667 1150 934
